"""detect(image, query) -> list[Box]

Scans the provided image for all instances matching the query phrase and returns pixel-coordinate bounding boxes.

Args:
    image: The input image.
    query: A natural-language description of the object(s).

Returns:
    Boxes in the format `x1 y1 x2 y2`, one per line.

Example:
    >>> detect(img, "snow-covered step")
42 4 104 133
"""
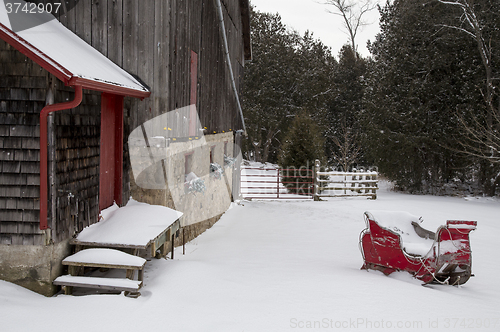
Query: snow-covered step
55 248 147 296
53 275 142 292
62 248 146 270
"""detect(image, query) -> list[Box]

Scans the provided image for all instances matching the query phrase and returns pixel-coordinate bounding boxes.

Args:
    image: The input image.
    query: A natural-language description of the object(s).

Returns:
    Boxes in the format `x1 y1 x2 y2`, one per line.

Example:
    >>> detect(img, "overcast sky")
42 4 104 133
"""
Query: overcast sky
249 0 383 58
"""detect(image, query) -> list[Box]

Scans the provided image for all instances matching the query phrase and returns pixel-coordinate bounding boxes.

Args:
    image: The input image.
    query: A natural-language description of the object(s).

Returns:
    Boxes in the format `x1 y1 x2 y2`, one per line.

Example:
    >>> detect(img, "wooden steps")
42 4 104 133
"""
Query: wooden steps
53 203 184 297
62 248 146 270
53 275 142 292
54 248 146 297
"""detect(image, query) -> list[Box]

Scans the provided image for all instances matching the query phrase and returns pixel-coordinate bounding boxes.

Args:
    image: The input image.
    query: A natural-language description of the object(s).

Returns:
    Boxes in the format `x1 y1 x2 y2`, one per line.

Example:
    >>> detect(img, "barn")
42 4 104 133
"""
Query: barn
0 0 251 296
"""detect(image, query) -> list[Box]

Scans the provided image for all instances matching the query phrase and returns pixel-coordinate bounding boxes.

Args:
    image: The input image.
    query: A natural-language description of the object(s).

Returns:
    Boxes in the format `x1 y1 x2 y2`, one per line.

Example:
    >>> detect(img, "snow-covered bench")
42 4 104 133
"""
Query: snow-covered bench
70 200 183 258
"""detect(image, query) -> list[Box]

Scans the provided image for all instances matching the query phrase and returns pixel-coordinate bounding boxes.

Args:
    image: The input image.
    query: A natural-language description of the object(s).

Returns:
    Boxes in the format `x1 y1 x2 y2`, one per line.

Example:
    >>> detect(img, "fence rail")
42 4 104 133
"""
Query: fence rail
240 161 378 200
241 167 313 200
314 160 378 199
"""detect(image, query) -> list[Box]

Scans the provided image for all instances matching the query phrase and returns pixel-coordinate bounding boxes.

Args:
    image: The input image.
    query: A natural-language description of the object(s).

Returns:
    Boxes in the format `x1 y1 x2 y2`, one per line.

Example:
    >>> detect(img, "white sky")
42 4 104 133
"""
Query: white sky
249 0 383 58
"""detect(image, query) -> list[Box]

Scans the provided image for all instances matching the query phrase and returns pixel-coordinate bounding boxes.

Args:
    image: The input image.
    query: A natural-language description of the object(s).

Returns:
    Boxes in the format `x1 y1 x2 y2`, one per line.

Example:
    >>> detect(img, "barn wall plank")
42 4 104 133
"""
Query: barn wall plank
107 0 123 66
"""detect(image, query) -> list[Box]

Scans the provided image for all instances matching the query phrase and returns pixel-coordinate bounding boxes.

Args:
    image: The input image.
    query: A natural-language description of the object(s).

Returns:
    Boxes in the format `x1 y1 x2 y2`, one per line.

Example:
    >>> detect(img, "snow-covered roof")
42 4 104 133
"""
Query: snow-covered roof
0 1 149 98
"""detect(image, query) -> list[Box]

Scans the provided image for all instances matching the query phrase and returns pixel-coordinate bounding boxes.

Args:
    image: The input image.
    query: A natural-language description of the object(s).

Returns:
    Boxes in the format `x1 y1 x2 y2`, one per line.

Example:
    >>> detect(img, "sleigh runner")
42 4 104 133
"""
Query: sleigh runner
359 211 477 285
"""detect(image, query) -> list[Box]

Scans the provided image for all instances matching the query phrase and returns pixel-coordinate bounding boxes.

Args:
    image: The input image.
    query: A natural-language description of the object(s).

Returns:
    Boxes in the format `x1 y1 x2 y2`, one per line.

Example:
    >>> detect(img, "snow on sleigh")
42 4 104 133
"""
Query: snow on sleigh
359 211 477 285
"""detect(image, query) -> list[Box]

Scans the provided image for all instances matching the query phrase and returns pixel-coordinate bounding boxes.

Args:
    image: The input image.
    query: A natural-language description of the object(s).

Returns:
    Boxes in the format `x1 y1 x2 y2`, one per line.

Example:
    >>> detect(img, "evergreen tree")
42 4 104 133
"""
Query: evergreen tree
325 45 367 169
437 0 500 195
364 0 483 193
278 110 325 194
241 8 336 163
241 8 299 163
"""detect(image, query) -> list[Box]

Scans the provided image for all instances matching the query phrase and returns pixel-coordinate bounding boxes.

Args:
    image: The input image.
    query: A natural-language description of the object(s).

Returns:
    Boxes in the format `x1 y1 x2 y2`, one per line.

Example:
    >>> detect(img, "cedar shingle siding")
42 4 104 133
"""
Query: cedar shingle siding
0 39 102 245
0 39 44 245
52 92 101 243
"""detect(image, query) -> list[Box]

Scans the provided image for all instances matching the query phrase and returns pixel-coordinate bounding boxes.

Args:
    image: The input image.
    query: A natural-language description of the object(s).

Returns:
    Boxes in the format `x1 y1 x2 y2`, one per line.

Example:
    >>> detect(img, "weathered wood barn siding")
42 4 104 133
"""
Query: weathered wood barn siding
57 0 246 134
0 39 102 245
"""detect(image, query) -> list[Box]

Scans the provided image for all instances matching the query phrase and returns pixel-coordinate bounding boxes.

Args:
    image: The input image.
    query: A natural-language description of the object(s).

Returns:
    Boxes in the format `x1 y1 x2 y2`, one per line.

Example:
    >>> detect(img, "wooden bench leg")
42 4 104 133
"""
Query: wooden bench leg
138 269 144 282
125 268 142 298
68 265 84 276
124 291 141 298
64 286 73 295
183 227 185 255
160 242 168 258
171 233 175 260
153 242 167 259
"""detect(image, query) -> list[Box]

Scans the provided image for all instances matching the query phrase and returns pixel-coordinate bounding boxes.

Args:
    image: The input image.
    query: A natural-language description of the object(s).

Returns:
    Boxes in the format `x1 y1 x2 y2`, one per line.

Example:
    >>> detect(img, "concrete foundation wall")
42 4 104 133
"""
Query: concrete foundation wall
176 132 235 227
0 239 72 296
130 132 237 257
130 132 236 226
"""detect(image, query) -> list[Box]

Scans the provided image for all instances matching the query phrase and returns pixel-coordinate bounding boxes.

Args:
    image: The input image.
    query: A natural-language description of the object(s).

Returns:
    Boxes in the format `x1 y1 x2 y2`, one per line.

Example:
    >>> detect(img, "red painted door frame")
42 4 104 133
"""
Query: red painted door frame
99 93 124 210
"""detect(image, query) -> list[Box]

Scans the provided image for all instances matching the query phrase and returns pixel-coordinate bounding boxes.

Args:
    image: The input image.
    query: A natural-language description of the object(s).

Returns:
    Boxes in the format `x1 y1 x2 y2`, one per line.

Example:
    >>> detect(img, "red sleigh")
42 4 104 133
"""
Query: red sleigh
359 211 477 285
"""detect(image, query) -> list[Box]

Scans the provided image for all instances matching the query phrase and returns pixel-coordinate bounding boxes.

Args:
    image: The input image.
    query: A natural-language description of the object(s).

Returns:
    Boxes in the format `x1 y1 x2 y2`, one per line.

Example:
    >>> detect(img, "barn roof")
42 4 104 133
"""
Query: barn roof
0 2 150 98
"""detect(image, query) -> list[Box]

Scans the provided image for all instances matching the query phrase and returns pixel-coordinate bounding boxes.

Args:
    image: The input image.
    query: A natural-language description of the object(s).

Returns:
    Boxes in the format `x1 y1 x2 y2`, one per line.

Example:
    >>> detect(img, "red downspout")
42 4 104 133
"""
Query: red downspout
39 85 83 230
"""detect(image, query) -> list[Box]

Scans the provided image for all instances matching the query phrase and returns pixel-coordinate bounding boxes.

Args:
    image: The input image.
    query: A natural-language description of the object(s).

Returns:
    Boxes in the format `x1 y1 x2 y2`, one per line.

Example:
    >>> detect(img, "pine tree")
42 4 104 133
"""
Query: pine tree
437 0 500 195
278 110 325 194
363 0 483 193
325 45 367 169
241 8 336 163
241 9 301 163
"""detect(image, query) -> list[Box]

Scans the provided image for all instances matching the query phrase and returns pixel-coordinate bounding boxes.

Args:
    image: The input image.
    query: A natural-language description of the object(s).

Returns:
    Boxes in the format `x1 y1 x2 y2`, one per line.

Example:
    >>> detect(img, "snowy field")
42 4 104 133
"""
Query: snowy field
1 182 500 331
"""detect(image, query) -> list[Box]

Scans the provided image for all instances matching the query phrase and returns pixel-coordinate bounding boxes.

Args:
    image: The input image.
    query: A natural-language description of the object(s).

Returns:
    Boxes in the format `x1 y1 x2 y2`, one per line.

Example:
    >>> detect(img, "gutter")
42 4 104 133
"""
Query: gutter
214 0 247 135
39 85 83 230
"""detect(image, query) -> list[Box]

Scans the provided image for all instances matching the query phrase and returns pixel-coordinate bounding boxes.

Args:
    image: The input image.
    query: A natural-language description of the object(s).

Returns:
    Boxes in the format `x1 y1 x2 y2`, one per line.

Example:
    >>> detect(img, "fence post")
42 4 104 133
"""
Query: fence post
363 173 368 194
277 167 280 199
313 159 320 201
352 170 357 193
371 173 378 199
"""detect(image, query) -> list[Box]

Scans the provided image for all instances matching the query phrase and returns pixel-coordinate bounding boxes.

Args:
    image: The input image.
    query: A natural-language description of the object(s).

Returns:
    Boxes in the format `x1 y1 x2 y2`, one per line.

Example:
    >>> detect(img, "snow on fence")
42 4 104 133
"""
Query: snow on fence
313 160 378 200
241 163 314 200
240 160 377 200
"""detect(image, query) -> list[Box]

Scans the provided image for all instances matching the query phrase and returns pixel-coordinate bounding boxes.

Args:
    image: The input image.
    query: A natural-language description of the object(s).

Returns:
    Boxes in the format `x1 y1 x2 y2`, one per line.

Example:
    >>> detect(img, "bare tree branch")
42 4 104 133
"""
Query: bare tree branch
322 0 377 53
438 0 499 162
331 120 362 171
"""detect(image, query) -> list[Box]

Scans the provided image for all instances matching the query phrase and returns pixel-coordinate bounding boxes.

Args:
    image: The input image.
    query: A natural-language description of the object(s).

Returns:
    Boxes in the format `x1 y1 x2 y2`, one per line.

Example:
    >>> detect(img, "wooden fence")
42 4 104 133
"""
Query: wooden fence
313 160 378 200
241 166 314 200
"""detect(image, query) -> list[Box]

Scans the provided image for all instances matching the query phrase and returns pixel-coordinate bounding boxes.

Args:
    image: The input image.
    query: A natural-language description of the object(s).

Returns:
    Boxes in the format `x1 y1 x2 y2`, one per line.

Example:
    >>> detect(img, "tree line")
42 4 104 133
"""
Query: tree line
241 0 500 196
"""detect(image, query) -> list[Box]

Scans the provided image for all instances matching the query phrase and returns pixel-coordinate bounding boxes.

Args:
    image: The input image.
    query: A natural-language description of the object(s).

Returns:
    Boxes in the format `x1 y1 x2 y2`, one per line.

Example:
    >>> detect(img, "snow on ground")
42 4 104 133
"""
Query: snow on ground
1 182 500 331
